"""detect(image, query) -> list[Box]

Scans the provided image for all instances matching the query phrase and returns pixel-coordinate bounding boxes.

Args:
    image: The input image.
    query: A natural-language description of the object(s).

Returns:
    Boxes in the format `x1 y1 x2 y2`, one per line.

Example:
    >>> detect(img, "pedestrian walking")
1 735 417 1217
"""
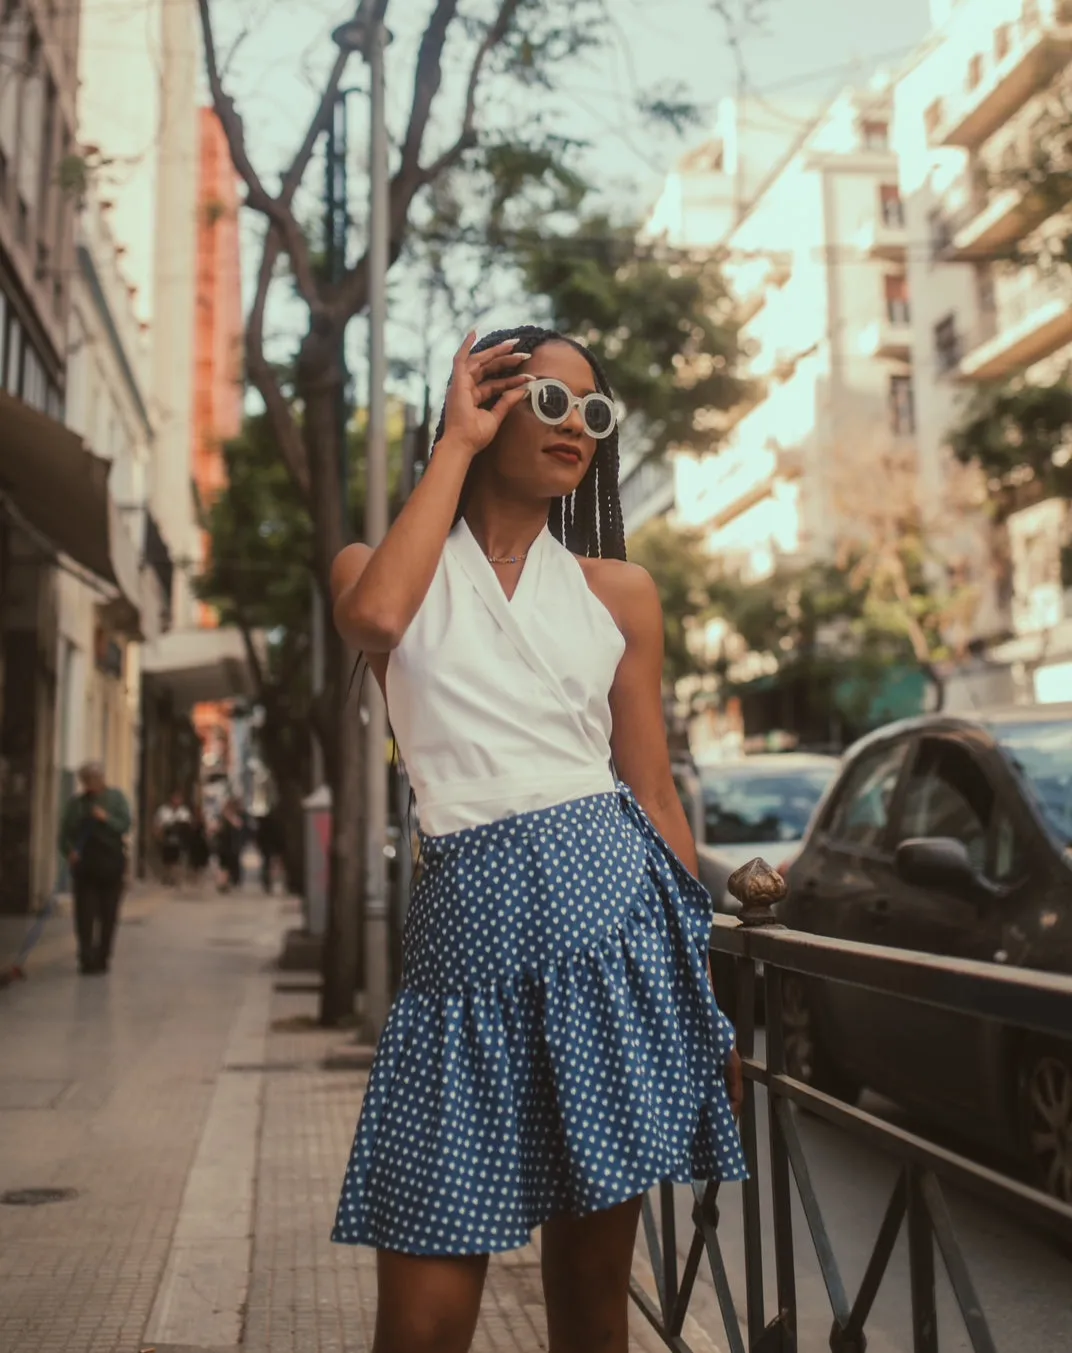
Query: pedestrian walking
58 761 131 975
214 797 245 892
154 791 192 885
189 806 212 882
330 327 746 1353
254 805 281 894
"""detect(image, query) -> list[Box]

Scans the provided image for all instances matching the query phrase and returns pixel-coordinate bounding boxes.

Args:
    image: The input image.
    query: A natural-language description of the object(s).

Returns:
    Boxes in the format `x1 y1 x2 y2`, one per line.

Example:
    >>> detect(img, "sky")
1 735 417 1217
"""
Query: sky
207 0 934 402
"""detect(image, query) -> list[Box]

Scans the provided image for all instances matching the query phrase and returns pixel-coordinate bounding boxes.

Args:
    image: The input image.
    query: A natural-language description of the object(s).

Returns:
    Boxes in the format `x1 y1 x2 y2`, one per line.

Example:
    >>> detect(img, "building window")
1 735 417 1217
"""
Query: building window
862 120 889 150
994 23 1012 62
4 311 21 392
967 53 985 91
885 273 911 324
924 98 945 140
935 314 961 374
889 374 915 435
879 184 905 228
928 208 952 260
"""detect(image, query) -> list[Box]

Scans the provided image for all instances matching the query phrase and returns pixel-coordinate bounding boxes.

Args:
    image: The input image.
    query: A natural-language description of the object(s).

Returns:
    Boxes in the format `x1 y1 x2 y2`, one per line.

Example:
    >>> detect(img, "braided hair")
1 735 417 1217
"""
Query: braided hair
432 325 628 562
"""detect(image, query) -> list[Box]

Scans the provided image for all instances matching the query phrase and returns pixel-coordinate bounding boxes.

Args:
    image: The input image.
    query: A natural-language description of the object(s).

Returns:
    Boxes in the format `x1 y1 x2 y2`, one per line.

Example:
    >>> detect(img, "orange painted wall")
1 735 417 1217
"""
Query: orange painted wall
192 108 244 770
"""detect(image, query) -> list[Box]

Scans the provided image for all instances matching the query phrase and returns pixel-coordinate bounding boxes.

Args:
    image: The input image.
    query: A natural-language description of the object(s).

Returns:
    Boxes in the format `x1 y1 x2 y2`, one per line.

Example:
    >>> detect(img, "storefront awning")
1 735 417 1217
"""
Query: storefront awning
0 390 142 627
141 626 261 710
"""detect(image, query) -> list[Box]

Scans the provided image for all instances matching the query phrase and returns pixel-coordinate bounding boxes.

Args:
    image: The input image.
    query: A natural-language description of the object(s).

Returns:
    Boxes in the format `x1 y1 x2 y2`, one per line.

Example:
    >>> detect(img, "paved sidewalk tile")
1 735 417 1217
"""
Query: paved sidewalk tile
0 888 286 1353
1 883 718 1353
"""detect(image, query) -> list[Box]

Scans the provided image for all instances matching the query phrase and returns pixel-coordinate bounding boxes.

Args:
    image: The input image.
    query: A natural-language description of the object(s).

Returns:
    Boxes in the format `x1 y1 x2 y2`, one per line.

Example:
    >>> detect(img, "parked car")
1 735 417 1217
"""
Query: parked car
695 753 840 913
778 706 1072 1202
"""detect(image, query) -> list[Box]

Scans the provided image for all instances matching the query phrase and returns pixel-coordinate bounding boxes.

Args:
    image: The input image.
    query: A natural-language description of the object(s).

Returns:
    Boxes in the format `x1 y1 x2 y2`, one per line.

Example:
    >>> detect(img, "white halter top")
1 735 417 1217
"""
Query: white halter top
386 519 626 836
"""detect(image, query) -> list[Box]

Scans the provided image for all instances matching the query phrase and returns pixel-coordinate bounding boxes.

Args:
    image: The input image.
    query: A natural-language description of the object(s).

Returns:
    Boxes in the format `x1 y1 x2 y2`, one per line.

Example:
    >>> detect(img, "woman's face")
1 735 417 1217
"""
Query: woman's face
481 341 602 500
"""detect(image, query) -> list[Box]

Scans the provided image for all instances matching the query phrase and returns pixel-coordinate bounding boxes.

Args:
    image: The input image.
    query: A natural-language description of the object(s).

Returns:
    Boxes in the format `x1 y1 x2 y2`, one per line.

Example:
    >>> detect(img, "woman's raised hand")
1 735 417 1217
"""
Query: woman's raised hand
439 333 533 460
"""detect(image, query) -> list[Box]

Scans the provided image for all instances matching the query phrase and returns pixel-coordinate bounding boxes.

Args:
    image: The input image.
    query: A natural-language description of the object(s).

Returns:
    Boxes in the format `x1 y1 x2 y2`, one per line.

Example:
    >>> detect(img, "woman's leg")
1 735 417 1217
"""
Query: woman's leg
372 1250 488 1353
541 1195 644 1353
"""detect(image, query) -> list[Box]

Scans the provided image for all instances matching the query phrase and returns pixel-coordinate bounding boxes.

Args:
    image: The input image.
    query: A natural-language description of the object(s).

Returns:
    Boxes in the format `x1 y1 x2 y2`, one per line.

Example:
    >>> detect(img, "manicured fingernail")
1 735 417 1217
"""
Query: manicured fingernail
515 352 532 360
505 338 520 348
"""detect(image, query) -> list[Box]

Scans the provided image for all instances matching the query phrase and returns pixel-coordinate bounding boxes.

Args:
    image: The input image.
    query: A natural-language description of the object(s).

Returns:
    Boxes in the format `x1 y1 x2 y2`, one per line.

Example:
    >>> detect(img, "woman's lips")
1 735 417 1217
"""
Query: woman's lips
544 443 582 465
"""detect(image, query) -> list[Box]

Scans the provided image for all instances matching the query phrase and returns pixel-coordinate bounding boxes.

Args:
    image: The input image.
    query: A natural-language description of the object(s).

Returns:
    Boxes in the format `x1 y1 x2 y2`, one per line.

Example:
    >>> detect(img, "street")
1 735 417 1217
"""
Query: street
660 1034 1072 1352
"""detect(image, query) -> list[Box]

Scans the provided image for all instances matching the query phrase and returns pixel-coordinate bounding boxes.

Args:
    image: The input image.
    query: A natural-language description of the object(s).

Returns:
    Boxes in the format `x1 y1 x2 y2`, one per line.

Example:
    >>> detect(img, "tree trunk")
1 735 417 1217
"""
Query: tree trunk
322 640 365 1025
298 359 367 1027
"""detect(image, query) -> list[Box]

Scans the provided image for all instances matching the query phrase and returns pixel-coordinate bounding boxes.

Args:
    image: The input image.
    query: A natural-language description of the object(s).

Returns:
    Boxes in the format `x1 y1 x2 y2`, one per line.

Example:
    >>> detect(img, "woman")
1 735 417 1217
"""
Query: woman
331 327 746 1353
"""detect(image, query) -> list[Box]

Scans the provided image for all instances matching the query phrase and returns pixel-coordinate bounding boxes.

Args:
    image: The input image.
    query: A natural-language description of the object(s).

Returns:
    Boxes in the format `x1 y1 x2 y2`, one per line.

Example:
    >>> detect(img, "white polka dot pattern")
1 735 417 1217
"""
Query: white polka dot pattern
331 785 748 1256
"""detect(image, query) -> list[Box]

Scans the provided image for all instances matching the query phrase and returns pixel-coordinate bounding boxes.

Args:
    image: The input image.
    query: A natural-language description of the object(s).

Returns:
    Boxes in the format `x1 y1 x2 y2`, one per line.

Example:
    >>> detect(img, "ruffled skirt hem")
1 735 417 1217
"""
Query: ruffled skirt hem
331 786 748 1255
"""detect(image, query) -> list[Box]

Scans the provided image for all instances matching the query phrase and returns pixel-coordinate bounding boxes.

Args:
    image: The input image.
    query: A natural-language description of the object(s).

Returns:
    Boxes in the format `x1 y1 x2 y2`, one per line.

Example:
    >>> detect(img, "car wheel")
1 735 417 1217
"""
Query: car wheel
782 975 860 1103
1020 1039 1072 1204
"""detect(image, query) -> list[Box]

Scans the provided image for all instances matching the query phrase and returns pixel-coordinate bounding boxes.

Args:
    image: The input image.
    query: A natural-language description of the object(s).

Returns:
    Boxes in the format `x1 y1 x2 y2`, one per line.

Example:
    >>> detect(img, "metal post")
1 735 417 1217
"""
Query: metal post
362 17 391 1039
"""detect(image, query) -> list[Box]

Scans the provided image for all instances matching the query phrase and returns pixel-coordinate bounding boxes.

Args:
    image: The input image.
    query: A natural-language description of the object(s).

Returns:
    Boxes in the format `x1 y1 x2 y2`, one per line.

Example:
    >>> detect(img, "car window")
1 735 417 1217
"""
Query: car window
823 740 908 850
896 738 1026 883
700 765 835 846
898 739 991 874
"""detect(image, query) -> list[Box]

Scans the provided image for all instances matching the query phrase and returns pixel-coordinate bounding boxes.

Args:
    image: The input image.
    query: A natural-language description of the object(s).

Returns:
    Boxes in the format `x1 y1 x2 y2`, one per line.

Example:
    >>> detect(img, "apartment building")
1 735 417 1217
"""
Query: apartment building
625 94 825 533
894 0 1072 704
672 86 918 587
0 1 156 910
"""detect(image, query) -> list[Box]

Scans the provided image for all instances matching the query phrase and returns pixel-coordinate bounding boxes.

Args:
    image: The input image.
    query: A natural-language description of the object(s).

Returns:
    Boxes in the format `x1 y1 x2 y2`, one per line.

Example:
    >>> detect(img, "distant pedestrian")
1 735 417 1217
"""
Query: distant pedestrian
254 806 282 894
328 327 745 1348
154 791 192 885
58 762 131 975
214 798 245 892
189 807 212 881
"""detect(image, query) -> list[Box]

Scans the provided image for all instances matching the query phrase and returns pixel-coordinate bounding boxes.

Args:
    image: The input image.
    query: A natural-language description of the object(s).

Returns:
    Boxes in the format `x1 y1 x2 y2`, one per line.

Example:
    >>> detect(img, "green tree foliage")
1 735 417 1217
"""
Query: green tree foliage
195 414 314 892
948 370 1072 505
509 215 750 459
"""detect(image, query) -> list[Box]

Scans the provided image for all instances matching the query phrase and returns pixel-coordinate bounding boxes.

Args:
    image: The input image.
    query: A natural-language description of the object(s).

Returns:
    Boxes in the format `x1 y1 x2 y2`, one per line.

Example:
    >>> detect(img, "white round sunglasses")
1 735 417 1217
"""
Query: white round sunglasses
522 376 618 440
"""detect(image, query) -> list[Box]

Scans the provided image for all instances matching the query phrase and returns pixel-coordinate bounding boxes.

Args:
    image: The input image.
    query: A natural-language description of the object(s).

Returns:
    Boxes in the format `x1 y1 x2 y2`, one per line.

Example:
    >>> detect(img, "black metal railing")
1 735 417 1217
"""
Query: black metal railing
630 862 1072 1353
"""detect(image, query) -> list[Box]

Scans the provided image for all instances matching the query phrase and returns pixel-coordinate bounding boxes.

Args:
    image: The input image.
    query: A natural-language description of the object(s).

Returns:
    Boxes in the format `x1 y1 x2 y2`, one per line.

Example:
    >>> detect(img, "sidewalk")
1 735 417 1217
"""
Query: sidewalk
0 884 721 1353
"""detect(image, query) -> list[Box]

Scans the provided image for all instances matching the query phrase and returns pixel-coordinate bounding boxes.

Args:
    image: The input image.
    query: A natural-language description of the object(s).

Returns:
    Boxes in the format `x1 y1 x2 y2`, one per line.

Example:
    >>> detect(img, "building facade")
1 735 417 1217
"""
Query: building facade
894 0 1072 704
666 87 918 589
627 94 826 533
0 1 145 910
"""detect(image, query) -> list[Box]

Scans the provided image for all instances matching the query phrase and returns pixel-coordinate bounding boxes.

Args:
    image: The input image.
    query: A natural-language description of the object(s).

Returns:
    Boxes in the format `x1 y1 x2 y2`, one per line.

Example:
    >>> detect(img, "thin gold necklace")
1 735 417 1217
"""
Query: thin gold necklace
487 550 528 566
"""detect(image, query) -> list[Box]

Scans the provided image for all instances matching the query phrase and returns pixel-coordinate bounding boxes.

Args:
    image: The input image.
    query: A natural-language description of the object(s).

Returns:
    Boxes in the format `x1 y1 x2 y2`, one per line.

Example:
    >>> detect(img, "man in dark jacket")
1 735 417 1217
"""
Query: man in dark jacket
58 762 131 975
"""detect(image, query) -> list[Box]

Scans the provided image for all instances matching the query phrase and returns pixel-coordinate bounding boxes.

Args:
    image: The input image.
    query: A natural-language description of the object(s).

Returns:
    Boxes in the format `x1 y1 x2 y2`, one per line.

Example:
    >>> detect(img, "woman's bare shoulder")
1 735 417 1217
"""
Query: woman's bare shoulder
574 556 661 635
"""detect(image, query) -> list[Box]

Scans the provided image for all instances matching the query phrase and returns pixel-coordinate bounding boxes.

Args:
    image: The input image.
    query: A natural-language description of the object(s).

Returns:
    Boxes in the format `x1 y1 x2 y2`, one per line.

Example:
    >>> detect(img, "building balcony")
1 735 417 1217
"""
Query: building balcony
855 215 908 261
859 316 912 361
957 272 1072 380
945 185 1044 259
930 1 1072 150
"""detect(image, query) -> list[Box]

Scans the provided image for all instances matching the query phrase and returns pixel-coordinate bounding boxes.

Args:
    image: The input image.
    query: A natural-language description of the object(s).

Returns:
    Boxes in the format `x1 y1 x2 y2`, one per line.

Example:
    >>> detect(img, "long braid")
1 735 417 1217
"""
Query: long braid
431 325 628 562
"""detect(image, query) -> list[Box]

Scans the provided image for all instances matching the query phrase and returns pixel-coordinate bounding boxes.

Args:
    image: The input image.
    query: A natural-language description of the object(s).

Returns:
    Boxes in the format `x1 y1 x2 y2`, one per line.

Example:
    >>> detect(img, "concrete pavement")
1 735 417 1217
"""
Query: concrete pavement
0 883 712 1353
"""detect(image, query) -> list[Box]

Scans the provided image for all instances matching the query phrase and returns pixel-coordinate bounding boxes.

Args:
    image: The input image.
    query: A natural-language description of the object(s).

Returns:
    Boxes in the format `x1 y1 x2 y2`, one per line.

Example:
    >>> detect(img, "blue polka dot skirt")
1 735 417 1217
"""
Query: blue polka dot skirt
331 784 747 1255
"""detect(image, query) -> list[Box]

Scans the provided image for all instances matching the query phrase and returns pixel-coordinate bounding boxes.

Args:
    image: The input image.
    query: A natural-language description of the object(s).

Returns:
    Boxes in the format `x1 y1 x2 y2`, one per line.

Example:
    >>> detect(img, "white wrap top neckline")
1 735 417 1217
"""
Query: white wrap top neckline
385 518 626 836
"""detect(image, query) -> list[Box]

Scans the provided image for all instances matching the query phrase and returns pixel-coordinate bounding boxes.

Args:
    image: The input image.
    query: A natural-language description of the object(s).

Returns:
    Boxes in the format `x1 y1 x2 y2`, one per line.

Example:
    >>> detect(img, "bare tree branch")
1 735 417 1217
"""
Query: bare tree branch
333 0 521 324
418 0 522 185
197 0 332 313
398 0 460 179
247 224 311 494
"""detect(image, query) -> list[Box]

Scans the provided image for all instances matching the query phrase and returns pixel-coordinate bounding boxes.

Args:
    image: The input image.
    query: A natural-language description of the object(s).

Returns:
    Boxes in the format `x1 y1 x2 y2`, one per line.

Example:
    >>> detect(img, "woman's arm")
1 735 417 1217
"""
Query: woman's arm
332 335 531 652
599 564 698 875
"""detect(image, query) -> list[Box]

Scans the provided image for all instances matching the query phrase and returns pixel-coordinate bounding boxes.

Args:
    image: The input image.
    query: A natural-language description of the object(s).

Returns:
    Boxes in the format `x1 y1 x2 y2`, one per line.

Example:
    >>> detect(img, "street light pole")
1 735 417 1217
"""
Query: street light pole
333 3 391 1039
363 17 391 1039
